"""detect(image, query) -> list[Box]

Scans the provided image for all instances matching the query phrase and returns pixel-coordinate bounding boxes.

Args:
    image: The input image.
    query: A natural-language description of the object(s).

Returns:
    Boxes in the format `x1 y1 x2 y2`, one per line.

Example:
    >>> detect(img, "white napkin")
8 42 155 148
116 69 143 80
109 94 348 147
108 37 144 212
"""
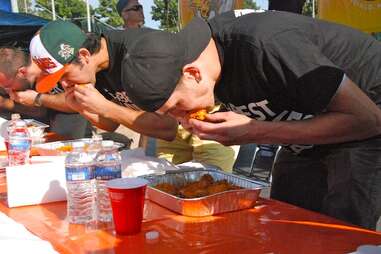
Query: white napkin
0 212 58 253
121 148 179 177
6 156 67 207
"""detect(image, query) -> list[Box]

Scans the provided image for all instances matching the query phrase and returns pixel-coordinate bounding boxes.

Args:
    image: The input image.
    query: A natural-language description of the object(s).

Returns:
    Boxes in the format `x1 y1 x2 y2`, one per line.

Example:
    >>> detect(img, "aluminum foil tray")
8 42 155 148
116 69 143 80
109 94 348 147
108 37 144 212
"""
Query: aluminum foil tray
24 119 49 139
143 169 268 217
33 138 125 156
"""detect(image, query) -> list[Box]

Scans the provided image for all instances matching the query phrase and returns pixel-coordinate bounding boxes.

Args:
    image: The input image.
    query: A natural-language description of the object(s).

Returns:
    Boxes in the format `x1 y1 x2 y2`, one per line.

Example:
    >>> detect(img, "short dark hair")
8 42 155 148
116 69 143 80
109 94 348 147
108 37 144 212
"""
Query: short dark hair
0 47 30 77
72 33 102 64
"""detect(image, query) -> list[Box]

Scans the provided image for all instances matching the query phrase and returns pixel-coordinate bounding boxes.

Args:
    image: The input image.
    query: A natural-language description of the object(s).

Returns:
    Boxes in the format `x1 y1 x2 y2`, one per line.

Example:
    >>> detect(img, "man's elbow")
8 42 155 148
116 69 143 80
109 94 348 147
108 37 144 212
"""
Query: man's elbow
159 130 176 141
357 112 381 139
371 112 381 136
94 122 119 132
154 122 177 141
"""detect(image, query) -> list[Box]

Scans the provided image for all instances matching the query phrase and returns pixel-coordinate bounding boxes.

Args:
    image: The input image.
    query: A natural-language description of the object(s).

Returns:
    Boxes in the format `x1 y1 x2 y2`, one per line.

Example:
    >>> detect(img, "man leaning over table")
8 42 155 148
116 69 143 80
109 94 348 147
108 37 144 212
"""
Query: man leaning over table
115 0 238 171
0 47 92 139
112 10 381 230
28 21 178 147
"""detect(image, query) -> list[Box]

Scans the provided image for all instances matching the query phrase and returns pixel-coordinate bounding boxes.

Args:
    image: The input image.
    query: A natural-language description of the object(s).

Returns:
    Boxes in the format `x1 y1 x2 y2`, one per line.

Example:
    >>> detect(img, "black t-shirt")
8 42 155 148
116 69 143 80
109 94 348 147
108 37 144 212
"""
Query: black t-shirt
209 10 381 153
95 28 155 110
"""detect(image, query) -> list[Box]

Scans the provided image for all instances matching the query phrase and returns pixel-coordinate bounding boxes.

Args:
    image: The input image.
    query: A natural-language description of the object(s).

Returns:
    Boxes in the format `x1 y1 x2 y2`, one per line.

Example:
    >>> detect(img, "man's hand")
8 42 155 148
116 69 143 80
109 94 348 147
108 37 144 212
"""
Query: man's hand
0 95 14 110
184 111 254 146
8 89 38 107
64 85 84 113
71 84 111 115
64 84 112 116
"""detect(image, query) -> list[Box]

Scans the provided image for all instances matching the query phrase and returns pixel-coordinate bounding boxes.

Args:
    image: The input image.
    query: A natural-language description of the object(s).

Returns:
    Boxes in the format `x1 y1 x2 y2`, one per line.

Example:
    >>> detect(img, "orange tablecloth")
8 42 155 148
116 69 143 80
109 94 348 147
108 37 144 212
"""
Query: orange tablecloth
0 131 380 253
0 182 380 254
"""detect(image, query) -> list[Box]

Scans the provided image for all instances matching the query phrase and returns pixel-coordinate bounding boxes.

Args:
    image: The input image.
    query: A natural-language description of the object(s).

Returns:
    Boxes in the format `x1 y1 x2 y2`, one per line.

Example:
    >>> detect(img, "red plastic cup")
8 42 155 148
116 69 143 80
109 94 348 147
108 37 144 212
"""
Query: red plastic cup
106 177 148 235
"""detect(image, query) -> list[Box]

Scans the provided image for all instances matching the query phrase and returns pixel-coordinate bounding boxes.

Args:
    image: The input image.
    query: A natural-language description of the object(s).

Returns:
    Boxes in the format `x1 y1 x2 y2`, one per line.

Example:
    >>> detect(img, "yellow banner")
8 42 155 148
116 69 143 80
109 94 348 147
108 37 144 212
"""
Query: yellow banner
318 0 381 34
179 0 244 27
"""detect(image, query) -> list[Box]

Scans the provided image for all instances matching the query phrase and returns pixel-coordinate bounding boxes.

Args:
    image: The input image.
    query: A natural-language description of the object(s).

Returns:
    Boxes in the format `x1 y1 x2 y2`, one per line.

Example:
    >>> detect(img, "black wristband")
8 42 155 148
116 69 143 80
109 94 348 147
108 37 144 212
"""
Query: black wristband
33 93 43 107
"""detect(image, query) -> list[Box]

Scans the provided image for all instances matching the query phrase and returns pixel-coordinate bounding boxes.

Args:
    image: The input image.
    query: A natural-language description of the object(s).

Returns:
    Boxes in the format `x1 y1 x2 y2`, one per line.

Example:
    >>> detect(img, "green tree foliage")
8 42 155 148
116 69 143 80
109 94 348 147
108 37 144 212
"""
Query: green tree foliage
151 0 179 32
17 0 32 13
151 0 260 32
94 0 123 27
35 0 89 20
302 0 317 17
243 0 260 10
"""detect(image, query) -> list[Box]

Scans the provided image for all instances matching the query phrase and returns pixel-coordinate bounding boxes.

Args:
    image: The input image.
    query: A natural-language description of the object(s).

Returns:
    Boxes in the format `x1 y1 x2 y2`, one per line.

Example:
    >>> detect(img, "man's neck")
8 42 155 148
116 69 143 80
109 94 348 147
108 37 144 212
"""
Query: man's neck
202 38 222 86
124 21 143 29
95 37 110 72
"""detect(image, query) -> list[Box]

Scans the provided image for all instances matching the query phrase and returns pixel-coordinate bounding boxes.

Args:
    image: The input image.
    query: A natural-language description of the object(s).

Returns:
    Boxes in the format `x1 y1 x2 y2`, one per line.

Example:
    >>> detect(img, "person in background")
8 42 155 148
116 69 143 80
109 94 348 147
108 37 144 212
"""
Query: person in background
116 0 144 29
115 10 381 230
116 0 238 171
0 47 92 139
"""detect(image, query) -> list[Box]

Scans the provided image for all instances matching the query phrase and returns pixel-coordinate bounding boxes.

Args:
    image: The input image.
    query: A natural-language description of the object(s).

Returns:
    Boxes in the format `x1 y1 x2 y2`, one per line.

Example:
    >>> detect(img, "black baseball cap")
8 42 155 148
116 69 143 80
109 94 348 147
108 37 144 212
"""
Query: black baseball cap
121 16 212 112
116 0 129 15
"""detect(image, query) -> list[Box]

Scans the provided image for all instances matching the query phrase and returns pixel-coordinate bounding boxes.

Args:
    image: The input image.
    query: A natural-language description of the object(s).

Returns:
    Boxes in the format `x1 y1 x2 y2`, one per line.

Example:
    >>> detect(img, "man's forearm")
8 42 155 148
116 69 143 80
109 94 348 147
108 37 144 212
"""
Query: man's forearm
12 102 47 118
249 76 381 145
101 100 177 141
79 110 119 132
40 93 76 113
249 111 381 145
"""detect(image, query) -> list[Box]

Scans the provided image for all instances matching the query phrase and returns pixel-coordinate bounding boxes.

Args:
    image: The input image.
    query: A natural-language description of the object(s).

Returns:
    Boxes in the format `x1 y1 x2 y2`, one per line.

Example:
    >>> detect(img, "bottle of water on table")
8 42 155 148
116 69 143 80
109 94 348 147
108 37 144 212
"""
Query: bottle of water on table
65 141 95 224
95 141 122 222
8 119 31 166
5 113 21 150
87 134 103 160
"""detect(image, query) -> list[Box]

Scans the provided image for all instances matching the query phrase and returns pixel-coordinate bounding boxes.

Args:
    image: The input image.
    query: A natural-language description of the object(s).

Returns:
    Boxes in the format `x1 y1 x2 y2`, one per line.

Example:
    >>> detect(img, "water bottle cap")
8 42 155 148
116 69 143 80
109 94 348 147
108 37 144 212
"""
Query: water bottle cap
145 231 159 244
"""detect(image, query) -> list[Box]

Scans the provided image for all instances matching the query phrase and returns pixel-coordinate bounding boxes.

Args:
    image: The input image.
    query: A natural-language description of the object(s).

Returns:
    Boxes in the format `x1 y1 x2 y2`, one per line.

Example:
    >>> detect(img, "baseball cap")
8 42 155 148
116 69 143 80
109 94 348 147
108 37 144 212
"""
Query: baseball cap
30 20 86 93
122 16 211 112
116 0 129 15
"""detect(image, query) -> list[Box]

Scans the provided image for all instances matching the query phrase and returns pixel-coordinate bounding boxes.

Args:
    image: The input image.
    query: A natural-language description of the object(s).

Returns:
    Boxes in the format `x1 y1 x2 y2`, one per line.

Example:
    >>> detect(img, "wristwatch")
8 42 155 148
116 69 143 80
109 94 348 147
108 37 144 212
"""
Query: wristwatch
33 93 43 107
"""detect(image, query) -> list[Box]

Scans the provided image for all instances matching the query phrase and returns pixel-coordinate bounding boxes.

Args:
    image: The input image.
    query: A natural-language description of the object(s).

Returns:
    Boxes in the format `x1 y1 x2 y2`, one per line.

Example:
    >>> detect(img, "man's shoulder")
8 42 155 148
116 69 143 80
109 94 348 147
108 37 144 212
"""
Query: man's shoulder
209 10 299 44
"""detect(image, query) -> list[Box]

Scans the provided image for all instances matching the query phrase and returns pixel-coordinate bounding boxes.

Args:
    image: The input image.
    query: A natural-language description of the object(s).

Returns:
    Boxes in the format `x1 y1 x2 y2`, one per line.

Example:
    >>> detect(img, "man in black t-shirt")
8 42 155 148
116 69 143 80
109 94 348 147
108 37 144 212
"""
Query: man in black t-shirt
115 10 381 229
28 21 177 143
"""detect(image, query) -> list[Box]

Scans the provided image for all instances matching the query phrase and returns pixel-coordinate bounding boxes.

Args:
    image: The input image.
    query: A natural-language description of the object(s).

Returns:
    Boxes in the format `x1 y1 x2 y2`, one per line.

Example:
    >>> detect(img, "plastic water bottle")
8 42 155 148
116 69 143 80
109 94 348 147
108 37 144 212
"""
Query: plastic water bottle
5 113 21 151
65 142 95 224
87 134 103 160
95 141 122 222
8 119 31 166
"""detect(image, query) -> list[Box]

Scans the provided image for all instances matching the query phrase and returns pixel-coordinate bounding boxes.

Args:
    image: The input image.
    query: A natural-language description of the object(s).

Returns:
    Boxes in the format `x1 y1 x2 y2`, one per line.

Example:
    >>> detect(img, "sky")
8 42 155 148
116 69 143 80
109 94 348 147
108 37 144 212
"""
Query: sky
89 0 269 29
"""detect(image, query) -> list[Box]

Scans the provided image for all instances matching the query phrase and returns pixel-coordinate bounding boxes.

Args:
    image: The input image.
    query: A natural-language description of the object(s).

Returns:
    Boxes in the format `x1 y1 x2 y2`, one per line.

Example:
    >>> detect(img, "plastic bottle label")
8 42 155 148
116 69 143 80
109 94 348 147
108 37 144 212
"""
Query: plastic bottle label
94 165 121 180
65 167 94 181
9 139 31 151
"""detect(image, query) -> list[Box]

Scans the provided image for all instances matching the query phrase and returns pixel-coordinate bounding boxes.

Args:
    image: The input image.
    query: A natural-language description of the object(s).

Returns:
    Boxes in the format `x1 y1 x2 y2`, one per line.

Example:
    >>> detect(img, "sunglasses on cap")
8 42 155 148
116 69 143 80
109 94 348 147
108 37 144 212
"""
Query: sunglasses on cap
124 4 143 12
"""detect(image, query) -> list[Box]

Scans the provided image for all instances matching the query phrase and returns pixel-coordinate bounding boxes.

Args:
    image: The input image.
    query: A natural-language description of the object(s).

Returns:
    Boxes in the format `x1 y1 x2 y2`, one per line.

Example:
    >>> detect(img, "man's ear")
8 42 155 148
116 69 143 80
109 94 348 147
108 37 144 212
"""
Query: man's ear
183 65 201 83
16 66 27 78
78 48 91 64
